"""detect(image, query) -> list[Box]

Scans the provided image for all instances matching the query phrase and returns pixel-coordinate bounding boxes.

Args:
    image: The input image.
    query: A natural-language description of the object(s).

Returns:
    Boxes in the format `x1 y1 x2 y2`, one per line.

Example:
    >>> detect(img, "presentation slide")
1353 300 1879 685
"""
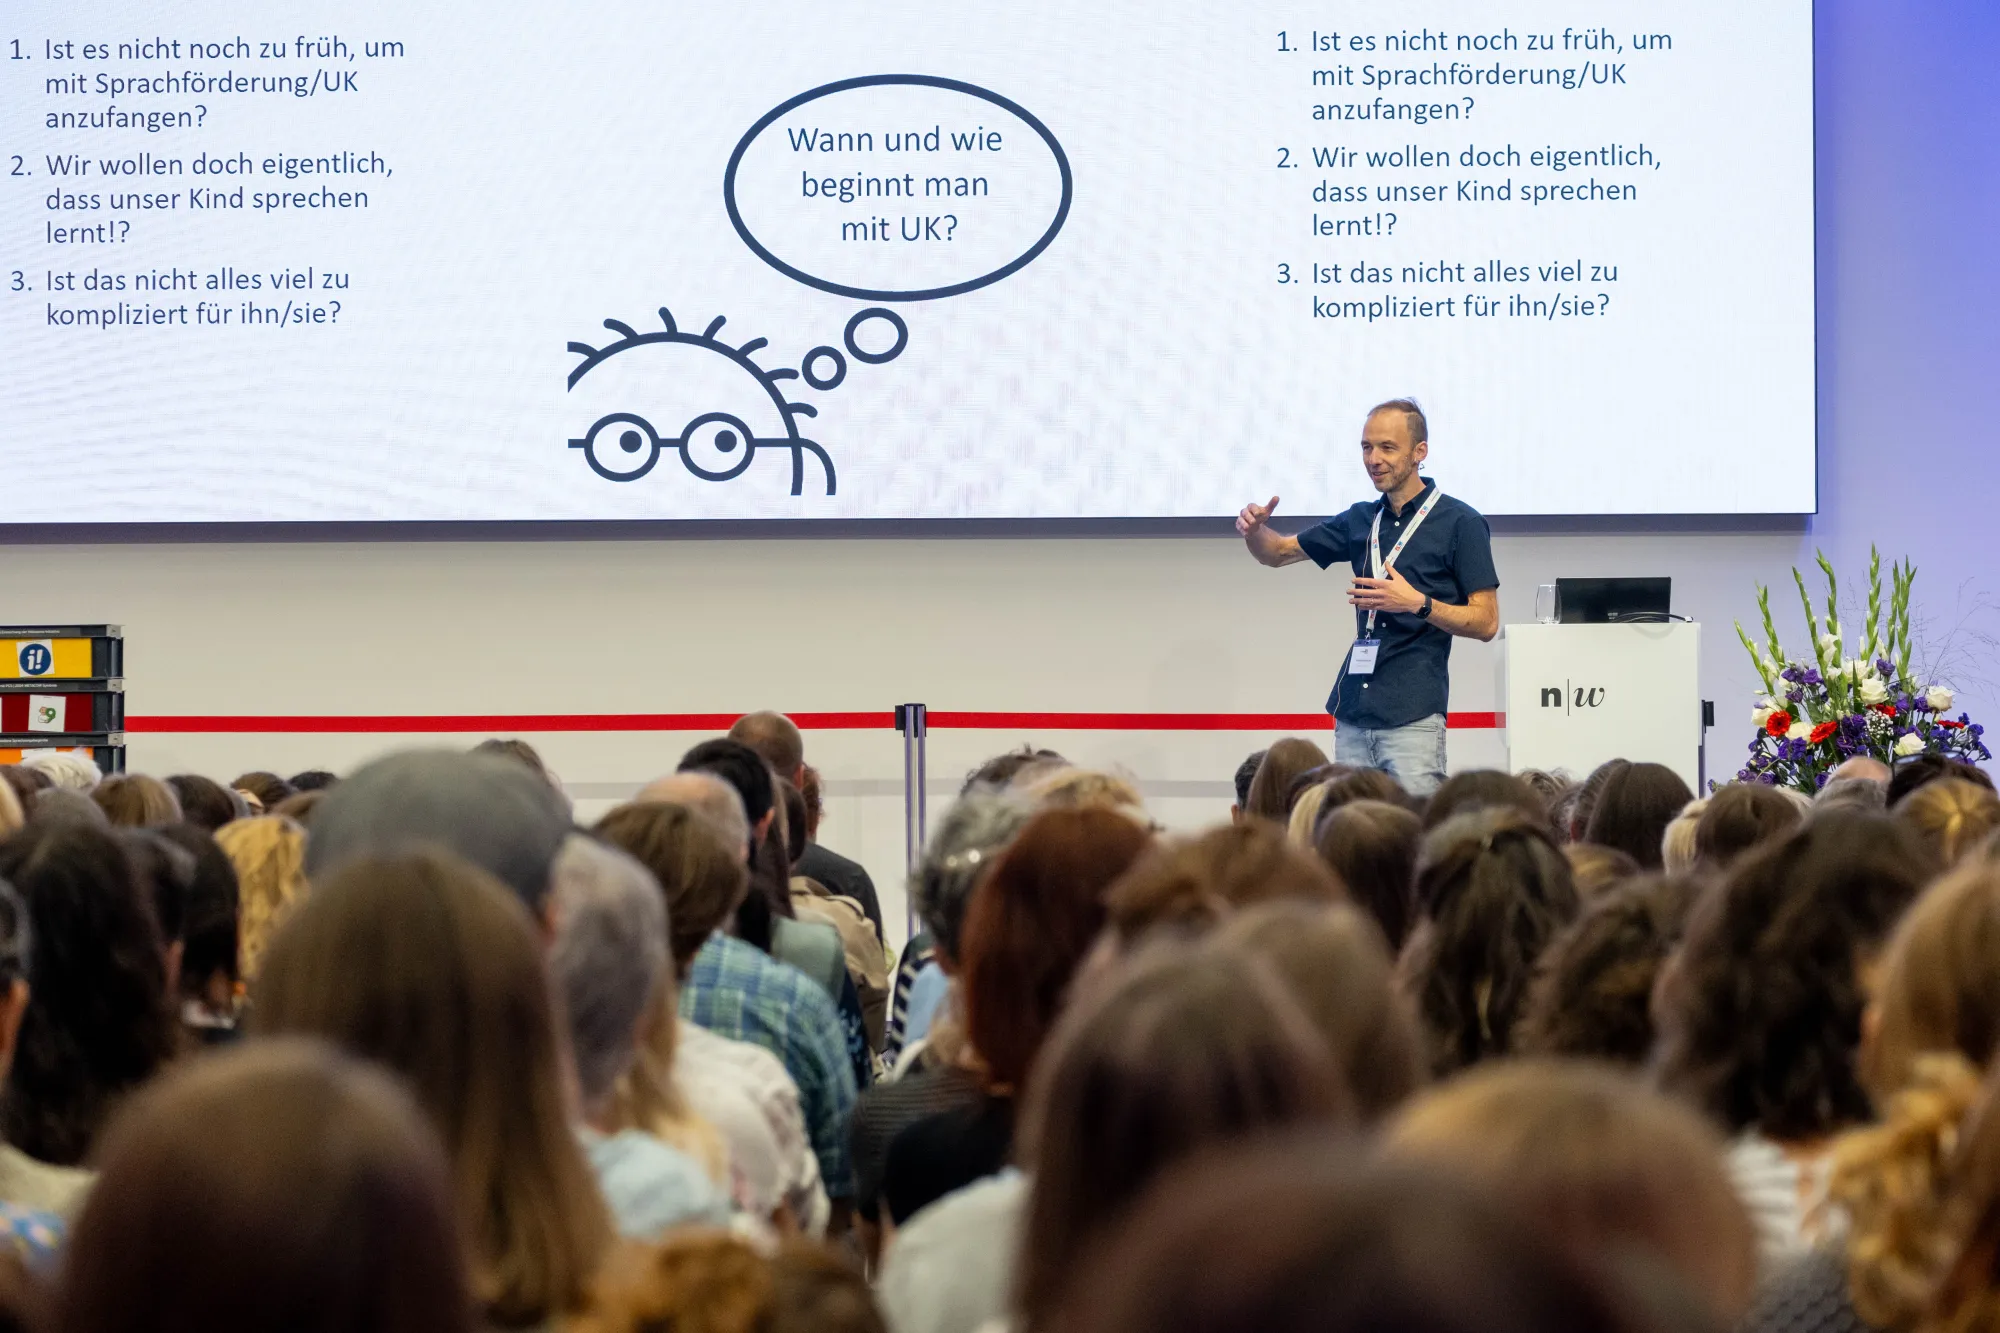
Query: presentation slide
1 2 1815 523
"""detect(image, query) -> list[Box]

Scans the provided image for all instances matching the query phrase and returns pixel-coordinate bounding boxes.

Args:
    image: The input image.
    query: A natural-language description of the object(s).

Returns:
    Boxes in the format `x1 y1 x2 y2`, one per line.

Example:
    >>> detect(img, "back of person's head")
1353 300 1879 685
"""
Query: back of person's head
1312 798 1422 952
155 823 241 1002
1407 809 1580 1075
912 792 1034 967
1017 767 1147 817
636 770 750 855
1317 766 1407 814
1583 763 1695 870
960 807 1153 1094
1423 770 1550 833
271 788 327 826
0 821 175 1166
1888 754 1995 809
1047 1148 1649 1333
27 787 107 829
120 828 193 946
1569 759 1631 841
962 745 1067 795
1215 901 1426 1121
1659 797 1707 874
287 769 341 793
253 849 611 1326
1105 820 1343 945
1655 812 1937 1139
164 774 244 833
55 1039 473 1333
1888 1056 2000 1333
1 762 51 807
678 738 777 829
215 815 310 983
572 1231 883 1333
1017 944 1349 1332
1862 861 2000 1104
21 751 102 792
1230 749 1266 817
1517 875 1701 1065
90 773 182 829
1896 777 2000 867
1286 780 1332 847
233 770 297 810
1564 842 1642 900
1693 782 1804 871
777 779 808 867
1243 738 1329 823
549 836 667 1119
1383 1059 1757 1322
593 801 748 975
0 780 21 842
1516 768 1574 816
728 711 806 783
305 750 571 915
473 737 554 786
1818 775 1890 811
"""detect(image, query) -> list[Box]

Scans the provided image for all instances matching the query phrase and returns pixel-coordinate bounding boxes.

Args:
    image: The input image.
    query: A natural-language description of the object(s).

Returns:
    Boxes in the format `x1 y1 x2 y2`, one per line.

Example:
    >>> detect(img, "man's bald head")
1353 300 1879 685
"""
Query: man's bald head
636 771 751 856
728 711 805 785
1829 755 1892 785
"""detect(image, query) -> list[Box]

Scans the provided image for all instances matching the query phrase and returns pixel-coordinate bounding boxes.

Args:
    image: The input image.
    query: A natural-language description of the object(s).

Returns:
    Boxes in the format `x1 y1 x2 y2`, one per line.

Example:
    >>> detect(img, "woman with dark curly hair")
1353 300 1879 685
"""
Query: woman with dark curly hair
1654 812 1936 1273
1514 875 1702 1065
1401 808 1580 1076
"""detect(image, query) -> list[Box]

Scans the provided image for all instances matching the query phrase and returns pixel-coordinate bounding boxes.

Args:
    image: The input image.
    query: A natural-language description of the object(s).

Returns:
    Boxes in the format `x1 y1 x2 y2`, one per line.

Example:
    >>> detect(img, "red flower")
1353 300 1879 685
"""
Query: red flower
1809 721 1838 744
1872 703 1898 716
1938 719 1965 730
1765 710 1793 737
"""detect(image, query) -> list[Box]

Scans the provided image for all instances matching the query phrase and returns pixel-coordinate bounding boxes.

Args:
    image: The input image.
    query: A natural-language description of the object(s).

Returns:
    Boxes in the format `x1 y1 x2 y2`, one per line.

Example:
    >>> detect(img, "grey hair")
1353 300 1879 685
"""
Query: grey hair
20 751 102 792
548 834 668 1112
638 771 750 855
913 792 1035 963
1815 777 1888 812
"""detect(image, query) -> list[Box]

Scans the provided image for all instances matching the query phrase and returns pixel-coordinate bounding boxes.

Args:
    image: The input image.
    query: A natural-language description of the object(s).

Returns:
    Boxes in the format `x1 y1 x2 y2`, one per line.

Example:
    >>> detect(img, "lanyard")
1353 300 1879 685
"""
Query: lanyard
1365 486 1442 633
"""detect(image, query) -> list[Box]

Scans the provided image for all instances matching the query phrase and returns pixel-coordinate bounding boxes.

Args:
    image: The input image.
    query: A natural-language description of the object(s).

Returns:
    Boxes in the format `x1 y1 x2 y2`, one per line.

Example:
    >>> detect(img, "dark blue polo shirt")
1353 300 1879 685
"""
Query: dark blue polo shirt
1295 477 1498 730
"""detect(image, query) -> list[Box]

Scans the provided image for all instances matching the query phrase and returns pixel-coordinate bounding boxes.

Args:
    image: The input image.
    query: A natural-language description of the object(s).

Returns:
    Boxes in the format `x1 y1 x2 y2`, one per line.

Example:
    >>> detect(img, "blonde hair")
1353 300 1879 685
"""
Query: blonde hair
1900 780 2000 868
1287 782 1330 848
1384 1058 1758 1320
216 816 310 981
0 778 20 838
1864 863 2000 1105
1017 767 1146 818
1831 1054 1984 1332
1661 796 1709 874
608 978 729 1187
91 773 182 829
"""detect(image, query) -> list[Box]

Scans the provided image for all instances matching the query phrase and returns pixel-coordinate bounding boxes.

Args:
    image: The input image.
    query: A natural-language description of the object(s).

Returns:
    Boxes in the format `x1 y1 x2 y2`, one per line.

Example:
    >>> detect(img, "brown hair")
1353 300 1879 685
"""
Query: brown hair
1404 809 1580 1075
1214 901 1425 1121
1045 1147 1646 1333
1655 813 1936 1140
570 1233 882 1333
1515 875 1702 1065
1563 842 1641 901
594 802 749 975
253 850 613 1327
1583 762 1695 870
960 807 1152 1093
1017 944 1348 1332
1106 820 1344 945
1317 766 1406 814
232 770 296 809
1422 770 1549 833
1864 863 2000 1105
89 773 181 829
1384 1059 1758 1321
1694 782 1804 871
215 815 310 982
1313 798 1421 952
56 1039 473 1333
1898 779 2000 869
1243 738 1329 824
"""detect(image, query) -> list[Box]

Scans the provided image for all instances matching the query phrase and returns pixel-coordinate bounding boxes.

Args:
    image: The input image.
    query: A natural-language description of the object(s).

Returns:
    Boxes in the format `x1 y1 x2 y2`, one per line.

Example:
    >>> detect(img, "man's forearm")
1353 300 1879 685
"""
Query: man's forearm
1249 533 1309 567
1426 597 1497 641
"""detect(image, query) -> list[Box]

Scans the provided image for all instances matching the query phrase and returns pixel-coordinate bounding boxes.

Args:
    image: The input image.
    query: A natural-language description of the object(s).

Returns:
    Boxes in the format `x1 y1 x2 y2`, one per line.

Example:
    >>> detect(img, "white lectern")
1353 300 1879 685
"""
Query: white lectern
1502 623 1703 790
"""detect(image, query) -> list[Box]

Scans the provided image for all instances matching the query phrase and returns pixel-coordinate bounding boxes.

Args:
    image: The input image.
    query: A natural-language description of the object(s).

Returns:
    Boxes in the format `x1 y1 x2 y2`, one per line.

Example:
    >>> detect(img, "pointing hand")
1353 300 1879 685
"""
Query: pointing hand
1236 495 1280 536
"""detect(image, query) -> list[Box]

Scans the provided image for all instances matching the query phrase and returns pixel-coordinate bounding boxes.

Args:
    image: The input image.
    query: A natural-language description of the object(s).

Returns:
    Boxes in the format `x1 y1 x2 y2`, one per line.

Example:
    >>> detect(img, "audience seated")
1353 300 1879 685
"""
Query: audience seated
1312 797 1423 951
1404 809 1581 1075
1654 812 1935 1272
11 731 2000 1333
254 850 614 1327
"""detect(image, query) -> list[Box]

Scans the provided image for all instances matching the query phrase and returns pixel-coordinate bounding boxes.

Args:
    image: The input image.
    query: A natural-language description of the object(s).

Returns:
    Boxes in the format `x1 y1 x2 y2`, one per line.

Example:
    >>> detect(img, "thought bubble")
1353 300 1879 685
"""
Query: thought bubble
724 74 1072 302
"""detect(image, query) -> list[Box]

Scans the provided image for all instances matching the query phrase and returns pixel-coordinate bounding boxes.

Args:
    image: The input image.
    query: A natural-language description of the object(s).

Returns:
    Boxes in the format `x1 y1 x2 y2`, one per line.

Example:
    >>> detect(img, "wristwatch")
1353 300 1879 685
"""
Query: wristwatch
1416 596 1434 620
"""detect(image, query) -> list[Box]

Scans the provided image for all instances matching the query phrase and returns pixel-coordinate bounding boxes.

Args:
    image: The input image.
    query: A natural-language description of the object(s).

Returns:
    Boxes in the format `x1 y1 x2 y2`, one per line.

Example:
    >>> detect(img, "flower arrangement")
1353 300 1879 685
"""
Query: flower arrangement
1735 548 1989 792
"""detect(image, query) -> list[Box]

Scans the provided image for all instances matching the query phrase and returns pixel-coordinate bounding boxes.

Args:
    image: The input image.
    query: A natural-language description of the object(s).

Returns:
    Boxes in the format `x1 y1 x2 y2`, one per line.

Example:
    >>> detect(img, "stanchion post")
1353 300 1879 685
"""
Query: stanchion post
895 703 929 938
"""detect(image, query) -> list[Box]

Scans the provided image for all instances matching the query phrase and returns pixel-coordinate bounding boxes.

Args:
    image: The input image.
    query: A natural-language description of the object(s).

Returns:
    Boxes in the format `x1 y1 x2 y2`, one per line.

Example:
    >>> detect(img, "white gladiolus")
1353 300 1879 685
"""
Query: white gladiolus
1927 685 1955 711
1820 632 1842 653
1752 706 1773 727
1895 732 1926 757
1858 677 1890 706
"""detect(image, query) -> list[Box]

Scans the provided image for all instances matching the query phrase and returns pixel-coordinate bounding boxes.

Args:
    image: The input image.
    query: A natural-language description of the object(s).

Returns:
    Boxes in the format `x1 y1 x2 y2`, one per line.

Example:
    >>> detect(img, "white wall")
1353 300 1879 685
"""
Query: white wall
0 524 1805 944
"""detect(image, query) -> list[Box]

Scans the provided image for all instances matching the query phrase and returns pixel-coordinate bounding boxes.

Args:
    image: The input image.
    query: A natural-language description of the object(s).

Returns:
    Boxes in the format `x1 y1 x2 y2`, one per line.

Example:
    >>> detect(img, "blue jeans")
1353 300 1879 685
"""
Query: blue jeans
1334 712 1448 797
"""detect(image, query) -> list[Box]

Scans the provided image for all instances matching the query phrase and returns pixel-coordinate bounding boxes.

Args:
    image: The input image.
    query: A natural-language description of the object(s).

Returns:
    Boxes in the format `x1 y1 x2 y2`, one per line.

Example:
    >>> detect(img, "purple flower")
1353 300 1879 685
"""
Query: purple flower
1781 666 1804 683
1787 688 1805 704
1802 668 1823 687
1878 658 1895 677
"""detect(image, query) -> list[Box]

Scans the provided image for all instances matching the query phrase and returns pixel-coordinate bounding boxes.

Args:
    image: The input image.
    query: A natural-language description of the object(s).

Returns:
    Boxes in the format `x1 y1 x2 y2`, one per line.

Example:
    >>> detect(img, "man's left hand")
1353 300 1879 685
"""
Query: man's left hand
1348 563 1426 615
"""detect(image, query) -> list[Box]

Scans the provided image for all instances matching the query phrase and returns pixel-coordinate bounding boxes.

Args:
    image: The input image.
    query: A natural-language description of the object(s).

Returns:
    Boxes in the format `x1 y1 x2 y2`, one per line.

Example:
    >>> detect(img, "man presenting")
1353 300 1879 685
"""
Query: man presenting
1237 399 1498 795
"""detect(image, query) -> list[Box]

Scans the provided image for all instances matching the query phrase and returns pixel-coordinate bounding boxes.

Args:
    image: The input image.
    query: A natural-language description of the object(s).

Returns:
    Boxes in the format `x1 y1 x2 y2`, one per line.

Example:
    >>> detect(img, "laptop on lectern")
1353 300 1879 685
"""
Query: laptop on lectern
1555 577 1673 624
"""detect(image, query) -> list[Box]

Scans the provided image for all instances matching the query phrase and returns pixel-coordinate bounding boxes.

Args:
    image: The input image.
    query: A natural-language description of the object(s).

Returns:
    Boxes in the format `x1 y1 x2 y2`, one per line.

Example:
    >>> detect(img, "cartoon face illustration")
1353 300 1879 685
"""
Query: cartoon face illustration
566 309 836 497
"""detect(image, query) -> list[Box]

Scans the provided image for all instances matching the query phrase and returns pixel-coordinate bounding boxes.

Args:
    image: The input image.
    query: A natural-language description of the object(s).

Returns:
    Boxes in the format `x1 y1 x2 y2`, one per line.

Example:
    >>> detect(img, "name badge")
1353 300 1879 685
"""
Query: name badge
1348 639 1382 676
